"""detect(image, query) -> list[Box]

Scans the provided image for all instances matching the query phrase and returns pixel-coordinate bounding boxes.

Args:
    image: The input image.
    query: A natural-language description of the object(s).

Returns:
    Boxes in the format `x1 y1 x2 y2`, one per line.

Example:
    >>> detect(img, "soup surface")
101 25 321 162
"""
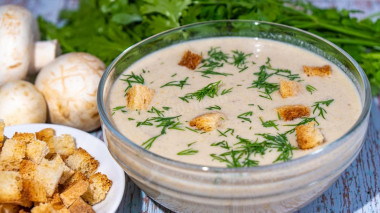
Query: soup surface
109 37 361 167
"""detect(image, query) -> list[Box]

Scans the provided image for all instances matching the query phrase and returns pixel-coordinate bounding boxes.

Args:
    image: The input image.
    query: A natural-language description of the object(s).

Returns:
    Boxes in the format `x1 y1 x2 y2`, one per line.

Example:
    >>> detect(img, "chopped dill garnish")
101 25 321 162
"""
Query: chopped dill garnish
179 81 221 103
277 112 281 120
217 128 234 137
160 77 189 89
229 50 253 72
312 99 334 119
197 47 233 78
147 106 164 117
259 117 279 130
128 118 135 120
221 87 233 95
258 105 264 111
111 106 127 115
187 141 197 147
177 148 198 155
211 140 230 150
141 135 161 150
217 129 227 137
120 71 145 96
186 127 201 133
306 85 317 94
162 106 171 111
248 104 255 106
283 117 319 135
256 133 298 163
171 73 177 77
206 105 221 110
237 111 253 123
249 57 300 100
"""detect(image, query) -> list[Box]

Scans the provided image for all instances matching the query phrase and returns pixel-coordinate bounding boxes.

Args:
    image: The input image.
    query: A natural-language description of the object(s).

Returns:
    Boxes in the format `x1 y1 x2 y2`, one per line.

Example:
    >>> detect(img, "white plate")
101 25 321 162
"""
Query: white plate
3 123 125 213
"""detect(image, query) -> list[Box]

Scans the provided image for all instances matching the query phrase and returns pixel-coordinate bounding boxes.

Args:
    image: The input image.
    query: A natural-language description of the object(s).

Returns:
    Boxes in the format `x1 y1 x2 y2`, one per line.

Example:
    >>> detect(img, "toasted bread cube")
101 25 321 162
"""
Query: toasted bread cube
20 160 37 180
0 204 20 213
35 156 65 197
126 85 155 110
189 112 225 132
303 65 331 77
12 132 35 144
62 171 89 191
279 80 300 98
296 122 325 149
22 179 47 202
0 119 4 142
36 128 56 155
26 139 49 164
68 197 95 213
59 164 75 185
178 50 202 70
53 134 76 157
60 179 89 207
31 203 55 213
64 148 99 178
82 172 113 205
277 105 310 121
0 171 22 203
0 139 26 171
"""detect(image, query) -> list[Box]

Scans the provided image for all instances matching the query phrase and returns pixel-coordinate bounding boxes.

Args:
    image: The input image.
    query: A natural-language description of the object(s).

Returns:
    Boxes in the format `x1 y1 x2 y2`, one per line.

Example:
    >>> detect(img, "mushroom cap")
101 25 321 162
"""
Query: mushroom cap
0 80 47 126
0 5 39 85
35 52 105 132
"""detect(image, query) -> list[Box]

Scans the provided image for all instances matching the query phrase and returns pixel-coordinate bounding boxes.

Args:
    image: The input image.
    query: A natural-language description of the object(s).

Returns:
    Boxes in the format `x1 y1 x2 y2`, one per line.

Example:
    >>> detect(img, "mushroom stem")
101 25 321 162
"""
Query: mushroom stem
32 40 61 73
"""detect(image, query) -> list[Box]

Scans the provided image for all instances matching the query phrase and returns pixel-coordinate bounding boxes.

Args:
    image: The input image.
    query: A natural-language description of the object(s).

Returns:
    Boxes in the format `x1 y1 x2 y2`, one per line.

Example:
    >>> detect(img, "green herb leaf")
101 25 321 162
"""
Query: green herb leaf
120 72 145 95
306 85 317 94
111 106 127 115
312 99 334 119
177 148 198 155
160 77 190 89
179 81 222 102
237 111 253 123
206 105 222 110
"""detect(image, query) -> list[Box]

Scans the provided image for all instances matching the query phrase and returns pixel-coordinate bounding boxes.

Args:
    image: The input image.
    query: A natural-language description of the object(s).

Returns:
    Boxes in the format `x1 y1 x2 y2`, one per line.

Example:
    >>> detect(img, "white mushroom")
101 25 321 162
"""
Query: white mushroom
0 80 47 126
35 52 105 132
0 5 60 85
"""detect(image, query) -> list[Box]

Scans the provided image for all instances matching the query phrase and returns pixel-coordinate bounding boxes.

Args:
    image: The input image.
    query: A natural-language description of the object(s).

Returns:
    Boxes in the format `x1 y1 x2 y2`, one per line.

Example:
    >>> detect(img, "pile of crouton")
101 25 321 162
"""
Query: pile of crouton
0 121 112 213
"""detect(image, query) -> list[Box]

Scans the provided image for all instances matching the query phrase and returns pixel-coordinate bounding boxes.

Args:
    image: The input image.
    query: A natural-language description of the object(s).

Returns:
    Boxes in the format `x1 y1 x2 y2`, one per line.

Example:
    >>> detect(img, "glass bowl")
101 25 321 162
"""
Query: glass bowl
98 20 371 213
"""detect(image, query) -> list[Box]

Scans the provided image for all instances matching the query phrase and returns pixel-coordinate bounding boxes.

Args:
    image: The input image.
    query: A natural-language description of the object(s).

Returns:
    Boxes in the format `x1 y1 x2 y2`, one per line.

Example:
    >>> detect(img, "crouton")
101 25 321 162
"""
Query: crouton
178 50 202 70
303 65 331 77
296 122 325 149
126 85 155 110
0 171 22 203
64 148 99 178
68 198 95 213
189 112 225 132
0 138 26 171
279 80 301 98
19 160 37 180
31 203 56 213
0 119 4 142
36 128 56 156
0 204 20 213
82 172 113 205
53 134 76 157
61 171 88 192
277 105 310 121
12 132 35 144
59 164 75 185
60 179 89 207
22 179 47 202
26 139 49 164
35 156 65 197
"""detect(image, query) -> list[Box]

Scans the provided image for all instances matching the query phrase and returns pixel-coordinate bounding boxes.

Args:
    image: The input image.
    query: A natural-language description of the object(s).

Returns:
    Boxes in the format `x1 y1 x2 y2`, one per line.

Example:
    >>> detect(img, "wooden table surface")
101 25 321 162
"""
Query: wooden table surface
1 0 379 212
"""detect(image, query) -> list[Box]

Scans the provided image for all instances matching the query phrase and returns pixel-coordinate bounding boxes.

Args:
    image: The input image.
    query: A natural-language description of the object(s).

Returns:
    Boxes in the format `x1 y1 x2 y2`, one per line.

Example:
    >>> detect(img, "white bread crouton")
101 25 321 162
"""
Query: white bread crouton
178 50 202 70
0 119 4 142
12 132 35 144
303 65 331 77
68 197 95 213
22 179 47 202
59 164 75 185
279 80 301 98
19 160 37 180
36 128 56 156
0 139 26 171
31 203 69 213
0 171 22 203
277 105 310 121
62 171 89 192
53 134 76 157
35 156 65 197
64 148 99 178
60 179 89 207
126 85 155 110
189 112 225 132
82 172 113 205
26 139 49 164
296 122 325 149
47 193 66 211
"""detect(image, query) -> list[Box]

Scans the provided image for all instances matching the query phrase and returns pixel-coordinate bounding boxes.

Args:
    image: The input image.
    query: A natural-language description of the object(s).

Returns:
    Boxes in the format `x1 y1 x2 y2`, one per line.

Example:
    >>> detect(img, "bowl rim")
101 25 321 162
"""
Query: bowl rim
98 19 372 173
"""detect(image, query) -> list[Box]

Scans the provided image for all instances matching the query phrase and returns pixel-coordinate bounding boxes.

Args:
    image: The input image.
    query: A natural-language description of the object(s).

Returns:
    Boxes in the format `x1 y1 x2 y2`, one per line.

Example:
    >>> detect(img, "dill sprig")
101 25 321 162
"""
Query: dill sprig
256 133 298 163
237 111 253 123
206 105 221 110
283 117 319 135
197 47 233 78
211 140 230 150
312 99 334 119
217 128 235 137
111 106 127 115
229 50 253 72
147 106 164 117
306 85 317 94
177 148 198 155
160 77 189 89
221 87 233 95
179 81 222 102
259 117 279 130
120 71 145 96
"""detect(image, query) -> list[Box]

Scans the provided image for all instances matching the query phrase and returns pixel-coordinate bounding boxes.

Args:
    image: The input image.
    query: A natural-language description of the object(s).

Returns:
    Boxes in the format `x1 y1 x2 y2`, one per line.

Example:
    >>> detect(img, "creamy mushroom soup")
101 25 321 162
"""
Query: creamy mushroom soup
109 37 361 167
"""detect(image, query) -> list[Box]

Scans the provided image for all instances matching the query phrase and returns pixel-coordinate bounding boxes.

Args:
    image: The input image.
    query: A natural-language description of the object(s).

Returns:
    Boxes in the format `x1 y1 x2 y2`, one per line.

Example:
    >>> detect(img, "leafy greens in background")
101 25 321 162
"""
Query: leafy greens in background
38 0 380 95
